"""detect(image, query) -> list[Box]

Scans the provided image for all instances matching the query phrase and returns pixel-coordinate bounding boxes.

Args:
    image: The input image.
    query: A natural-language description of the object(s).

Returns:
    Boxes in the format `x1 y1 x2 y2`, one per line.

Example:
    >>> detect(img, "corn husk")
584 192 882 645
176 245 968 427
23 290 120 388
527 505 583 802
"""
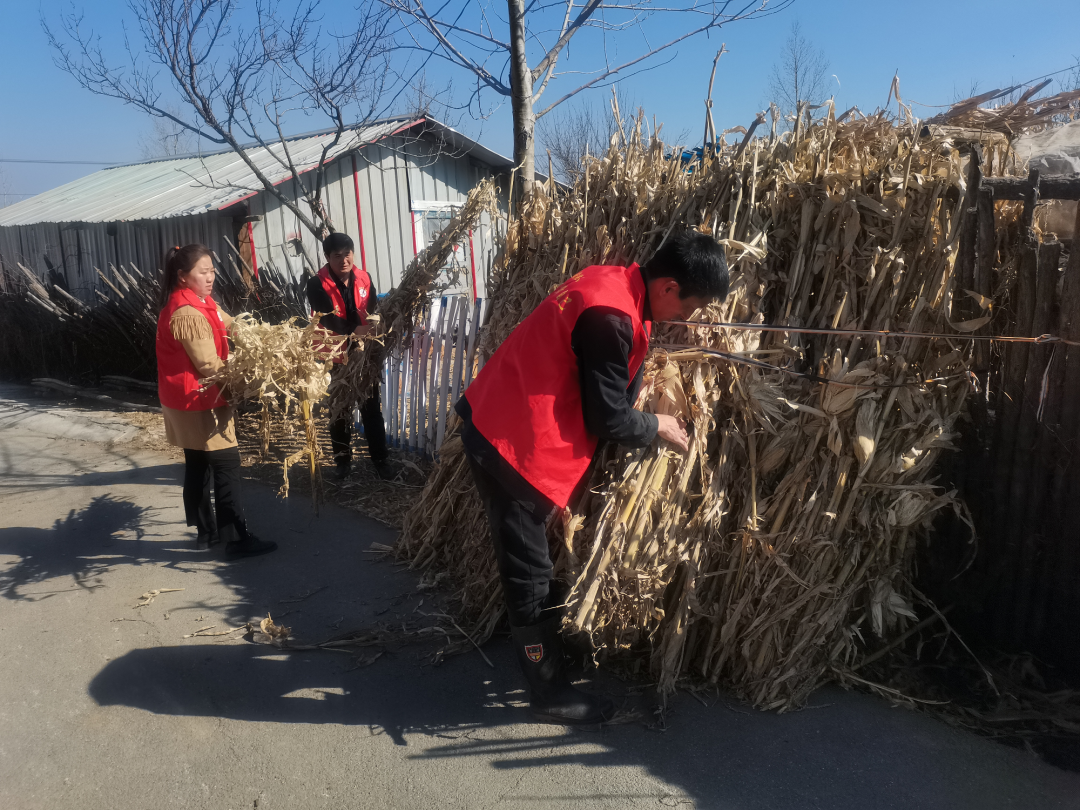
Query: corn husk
390 89 1079 711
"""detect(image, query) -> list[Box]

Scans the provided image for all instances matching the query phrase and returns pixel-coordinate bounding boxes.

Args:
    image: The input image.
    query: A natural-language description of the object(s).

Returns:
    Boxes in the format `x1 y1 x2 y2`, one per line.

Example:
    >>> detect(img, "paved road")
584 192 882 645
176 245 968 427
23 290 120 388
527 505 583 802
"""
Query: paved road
1 385 1078 810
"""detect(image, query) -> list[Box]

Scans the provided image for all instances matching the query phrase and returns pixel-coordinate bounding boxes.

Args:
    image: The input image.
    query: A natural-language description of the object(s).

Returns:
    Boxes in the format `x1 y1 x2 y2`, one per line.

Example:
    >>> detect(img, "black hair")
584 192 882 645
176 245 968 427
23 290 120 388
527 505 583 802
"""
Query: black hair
322 231 354 256
159 243 214 309
641 230 729 301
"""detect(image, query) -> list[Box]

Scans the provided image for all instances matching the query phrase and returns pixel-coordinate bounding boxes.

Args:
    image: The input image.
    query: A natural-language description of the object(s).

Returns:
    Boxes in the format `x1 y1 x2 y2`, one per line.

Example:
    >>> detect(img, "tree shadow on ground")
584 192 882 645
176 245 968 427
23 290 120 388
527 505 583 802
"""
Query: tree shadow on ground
0 493 175 601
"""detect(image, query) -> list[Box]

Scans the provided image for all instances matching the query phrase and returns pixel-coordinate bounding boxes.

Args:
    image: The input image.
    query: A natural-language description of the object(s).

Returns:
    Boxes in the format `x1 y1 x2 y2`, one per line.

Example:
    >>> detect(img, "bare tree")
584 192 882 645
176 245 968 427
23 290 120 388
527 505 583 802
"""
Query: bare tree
767 21 829 126
1066 56 1080 92
383 0 792 192
44 0 398 238
0 166 14 210
138 104 199 159
405 70 459 125
537 86 639 183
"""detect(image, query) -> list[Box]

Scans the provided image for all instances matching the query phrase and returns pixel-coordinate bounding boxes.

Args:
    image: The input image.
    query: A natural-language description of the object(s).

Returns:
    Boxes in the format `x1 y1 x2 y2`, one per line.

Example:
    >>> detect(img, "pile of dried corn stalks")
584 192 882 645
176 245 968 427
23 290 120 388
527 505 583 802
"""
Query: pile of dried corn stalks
397 98 1045 710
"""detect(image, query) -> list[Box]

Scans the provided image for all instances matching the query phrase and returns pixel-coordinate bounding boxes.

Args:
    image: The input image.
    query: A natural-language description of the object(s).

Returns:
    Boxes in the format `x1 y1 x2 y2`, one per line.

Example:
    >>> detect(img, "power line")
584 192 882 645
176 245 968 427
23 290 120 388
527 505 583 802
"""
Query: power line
0 158 120 165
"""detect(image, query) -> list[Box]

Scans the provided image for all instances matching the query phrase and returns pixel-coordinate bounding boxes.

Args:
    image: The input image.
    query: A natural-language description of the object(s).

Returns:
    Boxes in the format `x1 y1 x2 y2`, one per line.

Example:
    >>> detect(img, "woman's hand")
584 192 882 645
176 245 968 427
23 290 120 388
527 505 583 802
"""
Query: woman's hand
655 414 689 451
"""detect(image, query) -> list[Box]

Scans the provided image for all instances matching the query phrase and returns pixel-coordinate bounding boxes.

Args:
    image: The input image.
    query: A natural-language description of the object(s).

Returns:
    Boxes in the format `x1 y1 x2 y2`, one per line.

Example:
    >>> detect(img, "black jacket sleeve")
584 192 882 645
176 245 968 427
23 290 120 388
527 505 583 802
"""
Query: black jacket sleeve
306 276 351 335
570 306 658 447
366 278 378 315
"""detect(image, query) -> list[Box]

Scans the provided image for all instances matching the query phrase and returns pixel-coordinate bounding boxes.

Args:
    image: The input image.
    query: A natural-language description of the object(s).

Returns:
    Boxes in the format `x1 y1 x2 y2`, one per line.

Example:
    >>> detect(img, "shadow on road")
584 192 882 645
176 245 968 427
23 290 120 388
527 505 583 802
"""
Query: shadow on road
86 637 1080 810
0 493 180 601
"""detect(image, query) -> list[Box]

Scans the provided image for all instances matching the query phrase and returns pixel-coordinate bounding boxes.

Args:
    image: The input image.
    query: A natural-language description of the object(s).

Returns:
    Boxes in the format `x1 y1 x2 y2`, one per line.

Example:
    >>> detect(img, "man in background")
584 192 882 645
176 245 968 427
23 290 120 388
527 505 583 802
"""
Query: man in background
306 232 390 480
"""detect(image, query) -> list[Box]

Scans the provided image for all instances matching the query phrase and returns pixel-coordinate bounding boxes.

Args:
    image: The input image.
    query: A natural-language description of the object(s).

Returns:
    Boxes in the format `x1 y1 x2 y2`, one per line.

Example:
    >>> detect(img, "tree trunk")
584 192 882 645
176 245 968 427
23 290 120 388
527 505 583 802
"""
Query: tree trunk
507 0 535 191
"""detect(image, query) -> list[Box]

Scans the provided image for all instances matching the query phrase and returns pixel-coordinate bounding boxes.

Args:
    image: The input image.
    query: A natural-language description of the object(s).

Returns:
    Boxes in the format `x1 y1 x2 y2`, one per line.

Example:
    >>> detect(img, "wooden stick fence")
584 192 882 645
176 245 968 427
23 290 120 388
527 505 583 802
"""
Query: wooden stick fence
380 295 488 458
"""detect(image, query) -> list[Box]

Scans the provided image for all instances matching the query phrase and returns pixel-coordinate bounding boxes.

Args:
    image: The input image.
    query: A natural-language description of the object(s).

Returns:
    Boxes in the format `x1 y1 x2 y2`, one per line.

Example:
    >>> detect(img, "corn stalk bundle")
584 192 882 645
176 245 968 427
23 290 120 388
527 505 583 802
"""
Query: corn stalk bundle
327 178 499 419
206 313 347 504
398 103 1041 709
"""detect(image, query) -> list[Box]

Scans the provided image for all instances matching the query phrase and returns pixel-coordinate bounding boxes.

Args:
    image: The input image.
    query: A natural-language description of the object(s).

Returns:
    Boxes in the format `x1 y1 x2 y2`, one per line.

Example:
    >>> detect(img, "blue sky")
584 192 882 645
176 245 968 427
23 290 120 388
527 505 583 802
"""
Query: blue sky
2 0 1078 204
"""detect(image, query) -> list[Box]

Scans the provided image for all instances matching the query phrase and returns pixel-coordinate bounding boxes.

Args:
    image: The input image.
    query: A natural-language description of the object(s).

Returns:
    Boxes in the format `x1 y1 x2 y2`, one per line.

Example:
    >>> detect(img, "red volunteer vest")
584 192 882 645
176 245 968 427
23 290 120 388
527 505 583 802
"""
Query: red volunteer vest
156 288 229 411
465 264 652 508
316 265 371 326
315 264 373 364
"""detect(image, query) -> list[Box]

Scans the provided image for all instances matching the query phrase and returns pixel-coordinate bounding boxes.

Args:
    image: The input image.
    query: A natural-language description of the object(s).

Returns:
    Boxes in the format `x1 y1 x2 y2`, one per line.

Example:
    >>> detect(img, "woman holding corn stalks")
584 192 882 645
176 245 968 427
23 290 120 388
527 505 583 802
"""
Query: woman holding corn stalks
457 231 728 724
156 244 277 559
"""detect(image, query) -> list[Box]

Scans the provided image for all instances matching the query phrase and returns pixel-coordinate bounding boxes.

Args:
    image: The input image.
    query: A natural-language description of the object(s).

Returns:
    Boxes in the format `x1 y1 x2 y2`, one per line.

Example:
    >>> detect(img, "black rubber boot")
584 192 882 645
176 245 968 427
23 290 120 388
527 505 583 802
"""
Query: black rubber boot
225 528 278 560
195 531 220 551
510 616 614 725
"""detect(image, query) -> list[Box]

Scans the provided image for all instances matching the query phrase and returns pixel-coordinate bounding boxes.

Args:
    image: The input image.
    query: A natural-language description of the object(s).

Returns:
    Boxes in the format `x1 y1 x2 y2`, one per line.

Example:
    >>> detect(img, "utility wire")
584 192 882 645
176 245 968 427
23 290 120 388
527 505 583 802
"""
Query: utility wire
0 158 120 165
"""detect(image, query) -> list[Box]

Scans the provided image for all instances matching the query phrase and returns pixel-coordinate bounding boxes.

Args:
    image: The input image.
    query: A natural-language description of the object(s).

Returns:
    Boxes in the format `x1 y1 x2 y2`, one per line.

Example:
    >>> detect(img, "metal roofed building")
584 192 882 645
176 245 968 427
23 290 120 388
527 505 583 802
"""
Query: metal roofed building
0 116 512 301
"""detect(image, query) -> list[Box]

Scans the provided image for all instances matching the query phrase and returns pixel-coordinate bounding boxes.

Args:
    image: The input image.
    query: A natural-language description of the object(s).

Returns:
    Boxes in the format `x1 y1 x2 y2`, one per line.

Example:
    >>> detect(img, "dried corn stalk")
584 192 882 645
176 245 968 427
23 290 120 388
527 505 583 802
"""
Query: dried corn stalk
206 312 347 505
397 96 1060 709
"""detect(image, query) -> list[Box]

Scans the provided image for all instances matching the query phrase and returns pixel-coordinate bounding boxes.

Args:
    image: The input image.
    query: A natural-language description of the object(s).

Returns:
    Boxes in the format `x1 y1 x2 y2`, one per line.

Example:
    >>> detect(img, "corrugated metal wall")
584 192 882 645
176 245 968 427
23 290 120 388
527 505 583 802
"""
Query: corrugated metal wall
0 214 232 303
0 130 508 303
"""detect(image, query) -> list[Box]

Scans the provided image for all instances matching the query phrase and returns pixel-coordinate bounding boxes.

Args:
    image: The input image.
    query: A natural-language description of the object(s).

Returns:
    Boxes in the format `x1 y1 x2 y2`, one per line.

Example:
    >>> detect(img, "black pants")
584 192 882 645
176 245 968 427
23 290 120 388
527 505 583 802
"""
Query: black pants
183 447 247 543
330 384 388 465
466 452 558 628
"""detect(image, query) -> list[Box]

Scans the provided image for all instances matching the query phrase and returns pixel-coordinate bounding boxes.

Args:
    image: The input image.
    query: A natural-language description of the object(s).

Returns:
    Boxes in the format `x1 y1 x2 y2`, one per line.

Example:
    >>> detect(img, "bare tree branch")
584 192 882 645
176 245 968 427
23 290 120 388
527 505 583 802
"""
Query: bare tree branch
44 0 401 240
382 0 794 187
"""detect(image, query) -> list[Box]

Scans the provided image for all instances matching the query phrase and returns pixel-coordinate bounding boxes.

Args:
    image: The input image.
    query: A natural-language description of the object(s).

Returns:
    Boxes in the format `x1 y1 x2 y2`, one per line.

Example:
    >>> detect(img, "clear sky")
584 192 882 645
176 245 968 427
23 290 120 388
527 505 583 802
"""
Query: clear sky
2 0 1078 205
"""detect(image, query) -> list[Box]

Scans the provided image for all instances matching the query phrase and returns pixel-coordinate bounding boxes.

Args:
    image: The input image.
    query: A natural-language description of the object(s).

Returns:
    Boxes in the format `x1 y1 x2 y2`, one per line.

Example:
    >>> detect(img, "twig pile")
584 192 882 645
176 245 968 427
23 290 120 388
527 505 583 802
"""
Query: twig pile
397 100 1043 709
327 178 499 418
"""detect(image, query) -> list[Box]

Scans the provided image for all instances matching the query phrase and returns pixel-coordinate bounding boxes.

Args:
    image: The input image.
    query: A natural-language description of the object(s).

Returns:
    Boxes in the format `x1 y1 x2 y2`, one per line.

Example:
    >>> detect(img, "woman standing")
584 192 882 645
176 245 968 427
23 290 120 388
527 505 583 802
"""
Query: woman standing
156 244 277 559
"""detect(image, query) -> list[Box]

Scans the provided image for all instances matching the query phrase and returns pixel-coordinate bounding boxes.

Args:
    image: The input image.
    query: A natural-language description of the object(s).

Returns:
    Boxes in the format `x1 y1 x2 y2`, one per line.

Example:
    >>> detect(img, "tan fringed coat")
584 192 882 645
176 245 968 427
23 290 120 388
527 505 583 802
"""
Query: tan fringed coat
161 304 238 451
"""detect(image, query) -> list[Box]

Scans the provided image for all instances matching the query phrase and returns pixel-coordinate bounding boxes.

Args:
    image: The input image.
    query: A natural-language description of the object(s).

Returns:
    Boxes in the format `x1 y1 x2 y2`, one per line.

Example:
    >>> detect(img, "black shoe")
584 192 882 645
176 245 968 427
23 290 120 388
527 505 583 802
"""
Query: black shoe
372 459 394 481
195 531 220 551
510 616 614 725
334 460 352 481
225 532 278 560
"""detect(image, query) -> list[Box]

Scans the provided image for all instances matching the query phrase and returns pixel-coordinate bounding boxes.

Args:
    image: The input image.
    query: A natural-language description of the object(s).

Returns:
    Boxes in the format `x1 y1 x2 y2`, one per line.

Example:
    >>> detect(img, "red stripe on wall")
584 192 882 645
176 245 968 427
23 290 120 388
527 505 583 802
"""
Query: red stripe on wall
351 154 369 275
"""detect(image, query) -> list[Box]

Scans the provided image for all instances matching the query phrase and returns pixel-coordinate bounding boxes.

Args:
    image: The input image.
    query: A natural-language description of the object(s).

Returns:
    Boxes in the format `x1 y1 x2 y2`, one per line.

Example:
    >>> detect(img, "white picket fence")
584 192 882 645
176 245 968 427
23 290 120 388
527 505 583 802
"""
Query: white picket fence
378 295 489 458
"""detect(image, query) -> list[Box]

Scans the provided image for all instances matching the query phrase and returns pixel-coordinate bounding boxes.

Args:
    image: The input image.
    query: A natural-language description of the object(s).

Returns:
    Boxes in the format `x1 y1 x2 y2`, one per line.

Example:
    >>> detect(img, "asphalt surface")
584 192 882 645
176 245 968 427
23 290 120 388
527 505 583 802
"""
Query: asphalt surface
1 384 1079 810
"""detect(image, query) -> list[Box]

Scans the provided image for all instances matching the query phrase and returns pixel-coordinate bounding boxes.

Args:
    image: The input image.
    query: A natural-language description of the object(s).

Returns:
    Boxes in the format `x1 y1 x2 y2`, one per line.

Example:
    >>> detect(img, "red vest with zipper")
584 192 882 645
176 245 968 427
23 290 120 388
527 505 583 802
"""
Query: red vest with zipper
315 265 372 364
464 264 651 508
156 288 229 411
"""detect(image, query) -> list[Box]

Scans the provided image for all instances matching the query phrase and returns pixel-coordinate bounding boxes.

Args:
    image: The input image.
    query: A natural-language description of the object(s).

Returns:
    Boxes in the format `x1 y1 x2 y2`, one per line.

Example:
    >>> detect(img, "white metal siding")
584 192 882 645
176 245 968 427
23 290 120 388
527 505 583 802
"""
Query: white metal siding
0 129 510 304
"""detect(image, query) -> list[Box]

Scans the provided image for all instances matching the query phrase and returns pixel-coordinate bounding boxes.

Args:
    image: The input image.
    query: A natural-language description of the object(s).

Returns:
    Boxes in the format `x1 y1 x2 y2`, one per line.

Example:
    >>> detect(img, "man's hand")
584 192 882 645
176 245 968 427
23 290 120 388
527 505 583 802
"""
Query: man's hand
352 323 374 338
655 414 689 451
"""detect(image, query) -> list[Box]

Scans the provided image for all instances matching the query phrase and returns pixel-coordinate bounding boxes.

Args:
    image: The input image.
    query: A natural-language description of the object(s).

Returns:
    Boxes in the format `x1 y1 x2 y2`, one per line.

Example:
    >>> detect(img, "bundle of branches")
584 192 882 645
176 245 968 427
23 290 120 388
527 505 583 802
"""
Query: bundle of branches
0 256 309 382
205 313 347 506
327 178 499 419
397 104 1035 709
